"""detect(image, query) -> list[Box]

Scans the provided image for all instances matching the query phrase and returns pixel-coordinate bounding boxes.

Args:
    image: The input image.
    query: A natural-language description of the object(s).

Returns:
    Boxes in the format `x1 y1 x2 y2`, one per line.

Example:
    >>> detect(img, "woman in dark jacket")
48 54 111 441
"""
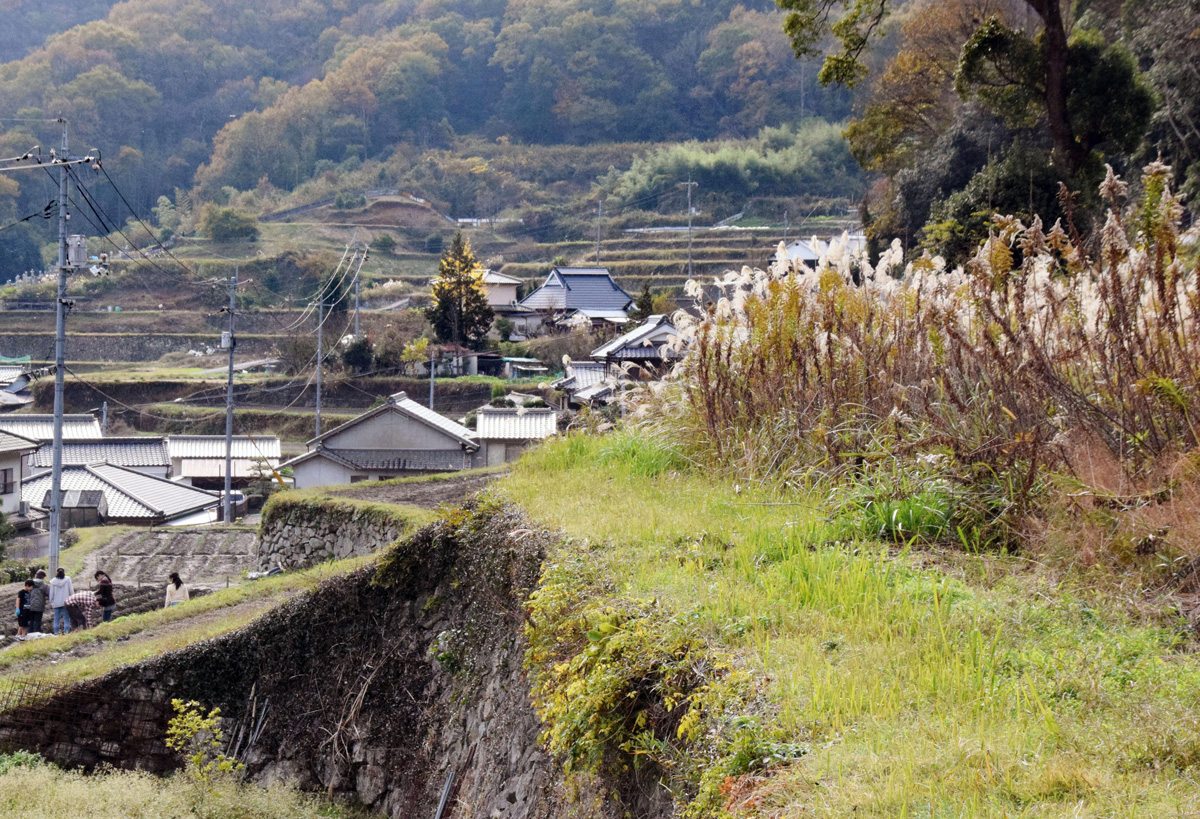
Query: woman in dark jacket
93 571 116 623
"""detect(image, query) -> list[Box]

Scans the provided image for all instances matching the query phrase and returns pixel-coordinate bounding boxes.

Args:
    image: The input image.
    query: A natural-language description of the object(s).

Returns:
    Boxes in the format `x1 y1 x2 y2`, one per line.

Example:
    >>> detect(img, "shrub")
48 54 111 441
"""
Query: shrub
198 205 259 242
370 232 397 254
425 232 444 255
340 336 373 373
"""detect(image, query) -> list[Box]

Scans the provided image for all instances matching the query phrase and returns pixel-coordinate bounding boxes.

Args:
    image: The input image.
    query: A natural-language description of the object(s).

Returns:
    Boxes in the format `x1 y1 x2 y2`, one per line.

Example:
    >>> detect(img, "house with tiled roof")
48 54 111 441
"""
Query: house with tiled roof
0 430 37 529
31 437 171 478
167 435 282 489
0 414 102 441
551 360 607 408
481 269 523 308
590 314 681 373
283 392 480 489
514 267 633 332
476 407 557 465
22 462 222 527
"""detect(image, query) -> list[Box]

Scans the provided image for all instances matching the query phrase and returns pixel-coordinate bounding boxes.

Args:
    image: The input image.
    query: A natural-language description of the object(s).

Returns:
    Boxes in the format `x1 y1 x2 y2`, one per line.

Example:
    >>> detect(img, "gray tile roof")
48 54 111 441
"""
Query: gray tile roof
0 430 37 456
552 361 606 392
32 437 169 469
518 268 632 313
168 435 282 461
477 408 558 440
308 392 477 450
293 448 473 472
23 463 220 521
0 414 102 441
591 315 680 361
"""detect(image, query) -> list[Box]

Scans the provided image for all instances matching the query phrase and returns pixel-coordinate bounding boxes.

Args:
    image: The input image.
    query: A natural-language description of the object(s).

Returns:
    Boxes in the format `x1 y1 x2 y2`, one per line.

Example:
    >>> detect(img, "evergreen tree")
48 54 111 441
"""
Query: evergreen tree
424 232 494 360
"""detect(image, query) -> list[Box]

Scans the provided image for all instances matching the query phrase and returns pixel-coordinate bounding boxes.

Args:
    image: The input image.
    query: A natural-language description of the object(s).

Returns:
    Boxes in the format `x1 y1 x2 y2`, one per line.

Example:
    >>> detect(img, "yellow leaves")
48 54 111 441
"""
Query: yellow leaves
988 236 1014 279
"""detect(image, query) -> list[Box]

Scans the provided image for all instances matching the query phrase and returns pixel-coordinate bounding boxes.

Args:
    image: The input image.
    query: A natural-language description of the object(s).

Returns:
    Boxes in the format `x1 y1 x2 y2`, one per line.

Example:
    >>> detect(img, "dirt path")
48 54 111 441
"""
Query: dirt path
0 586 302 682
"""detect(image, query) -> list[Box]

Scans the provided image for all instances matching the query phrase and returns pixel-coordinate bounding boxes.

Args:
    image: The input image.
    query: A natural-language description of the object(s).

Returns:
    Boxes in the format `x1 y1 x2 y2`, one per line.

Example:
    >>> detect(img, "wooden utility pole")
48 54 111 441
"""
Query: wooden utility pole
679 176 698 278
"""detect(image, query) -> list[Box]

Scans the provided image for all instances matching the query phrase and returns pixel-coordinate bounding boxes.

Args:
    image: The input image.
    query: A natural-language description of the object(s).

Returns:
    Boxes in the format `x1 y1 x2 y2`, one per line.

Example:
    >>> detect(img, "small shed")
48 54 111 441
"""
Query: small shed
476 407 558 465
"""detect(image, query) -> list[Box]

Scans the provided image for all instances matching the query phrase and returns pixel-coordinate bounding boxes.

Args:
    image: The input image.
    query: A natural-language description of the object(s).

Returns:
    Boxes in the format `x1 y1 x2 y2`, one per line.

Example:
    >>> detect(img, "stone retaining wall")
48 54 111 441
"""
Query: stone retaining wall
255 496 412 570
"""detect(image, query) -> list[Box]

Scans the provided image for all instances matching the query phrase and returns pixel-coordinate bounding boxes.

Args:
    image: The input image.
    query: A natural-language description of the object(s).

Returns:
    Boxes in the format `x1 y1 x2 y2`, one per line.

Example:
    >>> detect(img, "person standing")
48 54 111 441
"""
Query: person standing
26 570 49 634
165 572 189 608
93 571 116 623
15 579 33 639
48 568 75 635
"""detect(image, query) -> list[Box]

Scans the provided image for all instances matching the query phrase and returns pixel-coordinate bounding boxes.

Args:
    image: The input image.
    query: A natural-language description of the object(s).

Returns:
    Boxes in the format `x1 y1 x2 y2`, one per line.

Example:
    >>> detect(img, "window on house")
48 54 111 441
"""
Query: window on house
0 468 13 495
350 475 368 483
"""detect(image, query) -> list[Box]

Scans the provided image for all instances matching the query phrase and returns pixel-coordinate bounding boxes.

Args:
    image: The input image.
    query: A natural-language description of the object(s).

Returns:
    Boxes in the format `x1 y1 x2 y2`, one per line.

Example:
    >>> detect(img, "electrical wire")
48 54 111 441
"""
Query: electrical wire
94 162 203 279
0 200 55 234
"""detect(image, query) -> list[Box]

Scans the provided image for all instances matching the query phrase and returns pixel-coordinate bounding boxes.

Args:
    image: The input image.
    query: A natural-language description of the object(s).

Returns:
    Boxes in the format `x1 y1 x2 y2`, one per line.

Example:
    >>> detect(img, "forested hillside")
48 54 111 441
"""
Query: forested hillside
0 1 846 230
1 0 1197 281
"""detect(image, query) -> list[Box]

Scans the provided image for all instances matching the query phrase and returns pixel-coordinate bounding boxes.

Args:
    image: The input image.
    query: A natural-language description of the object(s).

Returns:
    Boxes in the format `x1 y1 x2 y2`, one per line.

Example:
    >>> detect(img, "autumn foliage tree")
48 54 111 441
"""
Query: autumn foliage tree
424 232 493 355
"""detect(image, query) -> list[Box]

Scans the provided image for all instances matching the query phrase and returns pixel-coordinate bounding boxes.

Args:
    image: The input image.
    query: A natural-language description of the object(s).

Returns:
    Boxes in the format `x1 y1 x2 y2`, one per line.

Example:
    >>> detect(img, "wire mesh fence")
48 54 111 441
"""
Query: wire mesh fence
0 676 174 769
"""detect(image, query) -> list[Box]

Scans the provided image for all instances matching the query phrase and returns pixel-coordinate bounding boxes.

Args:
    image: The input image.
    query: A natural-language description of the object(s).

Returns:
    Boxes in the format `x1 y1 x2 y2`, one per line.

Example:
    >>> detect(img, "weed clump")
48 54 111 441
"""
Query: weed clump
637 162 1199 551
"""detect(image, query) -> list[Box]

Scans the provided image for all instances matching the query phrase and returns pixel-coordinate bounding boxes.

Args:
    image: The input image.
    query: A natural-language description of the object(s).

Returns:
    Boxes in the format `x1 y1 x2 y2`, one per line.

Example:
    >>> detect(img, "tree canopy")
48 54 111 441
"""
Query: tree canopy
425 232 493 353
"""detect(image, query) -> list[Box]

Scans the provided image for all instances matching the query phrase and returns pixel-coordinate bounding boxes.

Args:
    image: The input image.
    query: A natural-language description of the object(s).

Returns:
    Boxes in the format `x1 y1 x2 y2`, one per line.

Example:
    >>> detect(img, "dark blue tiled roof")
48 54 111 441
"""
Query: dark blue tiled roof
518 268 632 312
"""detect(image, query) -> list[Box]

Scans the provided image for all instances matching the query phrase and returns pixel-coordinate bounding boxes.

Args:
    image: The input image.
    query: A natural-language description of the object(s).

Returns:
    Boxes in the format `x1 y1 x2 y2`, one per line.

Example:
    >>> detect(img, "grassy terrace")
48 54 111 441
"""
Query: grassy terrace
0 556 374 686
500 433 1200 817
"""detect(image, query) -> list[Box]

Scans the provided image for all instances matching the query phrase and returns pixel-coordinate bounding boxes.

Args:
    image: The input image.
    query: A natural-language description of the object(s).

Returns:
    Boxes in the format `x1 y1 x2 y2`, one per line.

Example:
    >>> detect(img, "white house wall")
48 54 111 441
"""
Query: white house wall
292 457 354 490
0 452 22 515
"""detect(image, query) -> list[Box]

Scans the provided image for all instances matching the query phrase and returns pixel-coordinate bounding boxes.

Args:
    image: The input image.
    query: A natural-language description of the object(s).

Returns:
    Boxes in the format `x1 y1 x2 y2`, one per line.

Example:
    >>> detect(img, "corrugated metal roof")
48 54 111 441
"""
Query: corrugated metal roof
0 430 37 456
0 367 24 385
0 414 102 441
167 435 282 461
477 408 558 440
591 315 679 360
31 437 169 468
23 463 220 520
519 268 632 313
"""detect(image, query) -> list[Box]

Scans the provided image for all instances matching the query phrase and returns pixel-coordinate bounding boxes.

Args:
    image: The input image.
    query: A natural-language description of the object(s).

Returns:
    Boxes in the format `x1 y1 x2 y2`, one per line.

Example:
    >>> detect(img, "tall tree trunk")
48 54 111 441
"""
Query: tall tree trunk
1028 0 1081 173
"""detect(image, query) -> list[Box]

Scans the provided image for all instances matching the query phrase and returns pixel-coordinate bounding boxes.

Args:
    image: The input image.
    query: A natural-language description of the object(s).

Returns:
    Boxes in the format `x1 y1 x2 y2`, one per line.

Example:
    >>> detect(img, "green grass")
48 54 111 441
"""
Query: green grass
59 526 133 576
0 556 372 684
500 432 1200 817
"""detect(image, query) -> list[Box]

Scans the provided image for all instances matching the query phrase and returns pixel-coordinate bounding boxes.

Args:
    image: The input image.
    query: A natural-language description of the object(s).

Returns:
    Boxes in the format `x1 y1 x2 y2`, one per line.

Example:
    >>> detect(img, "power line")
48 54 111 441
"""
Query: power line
94 162 203 280
0 200 55 233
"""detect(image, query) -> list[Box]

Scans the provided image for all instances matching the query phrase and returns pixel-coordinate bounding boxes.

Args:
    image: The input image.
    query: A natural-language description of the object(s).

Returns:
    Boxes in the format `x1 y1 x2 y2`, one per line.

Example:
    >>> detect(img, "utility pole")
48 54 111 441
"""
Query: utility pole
101 401 108 435
315 285 324 438
49 127 69 576
222 267 237 524
595 200 602 266
679 176 698 279
783 209 789 244
1 122 98 575
428 345 436 409
353 275 360 338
